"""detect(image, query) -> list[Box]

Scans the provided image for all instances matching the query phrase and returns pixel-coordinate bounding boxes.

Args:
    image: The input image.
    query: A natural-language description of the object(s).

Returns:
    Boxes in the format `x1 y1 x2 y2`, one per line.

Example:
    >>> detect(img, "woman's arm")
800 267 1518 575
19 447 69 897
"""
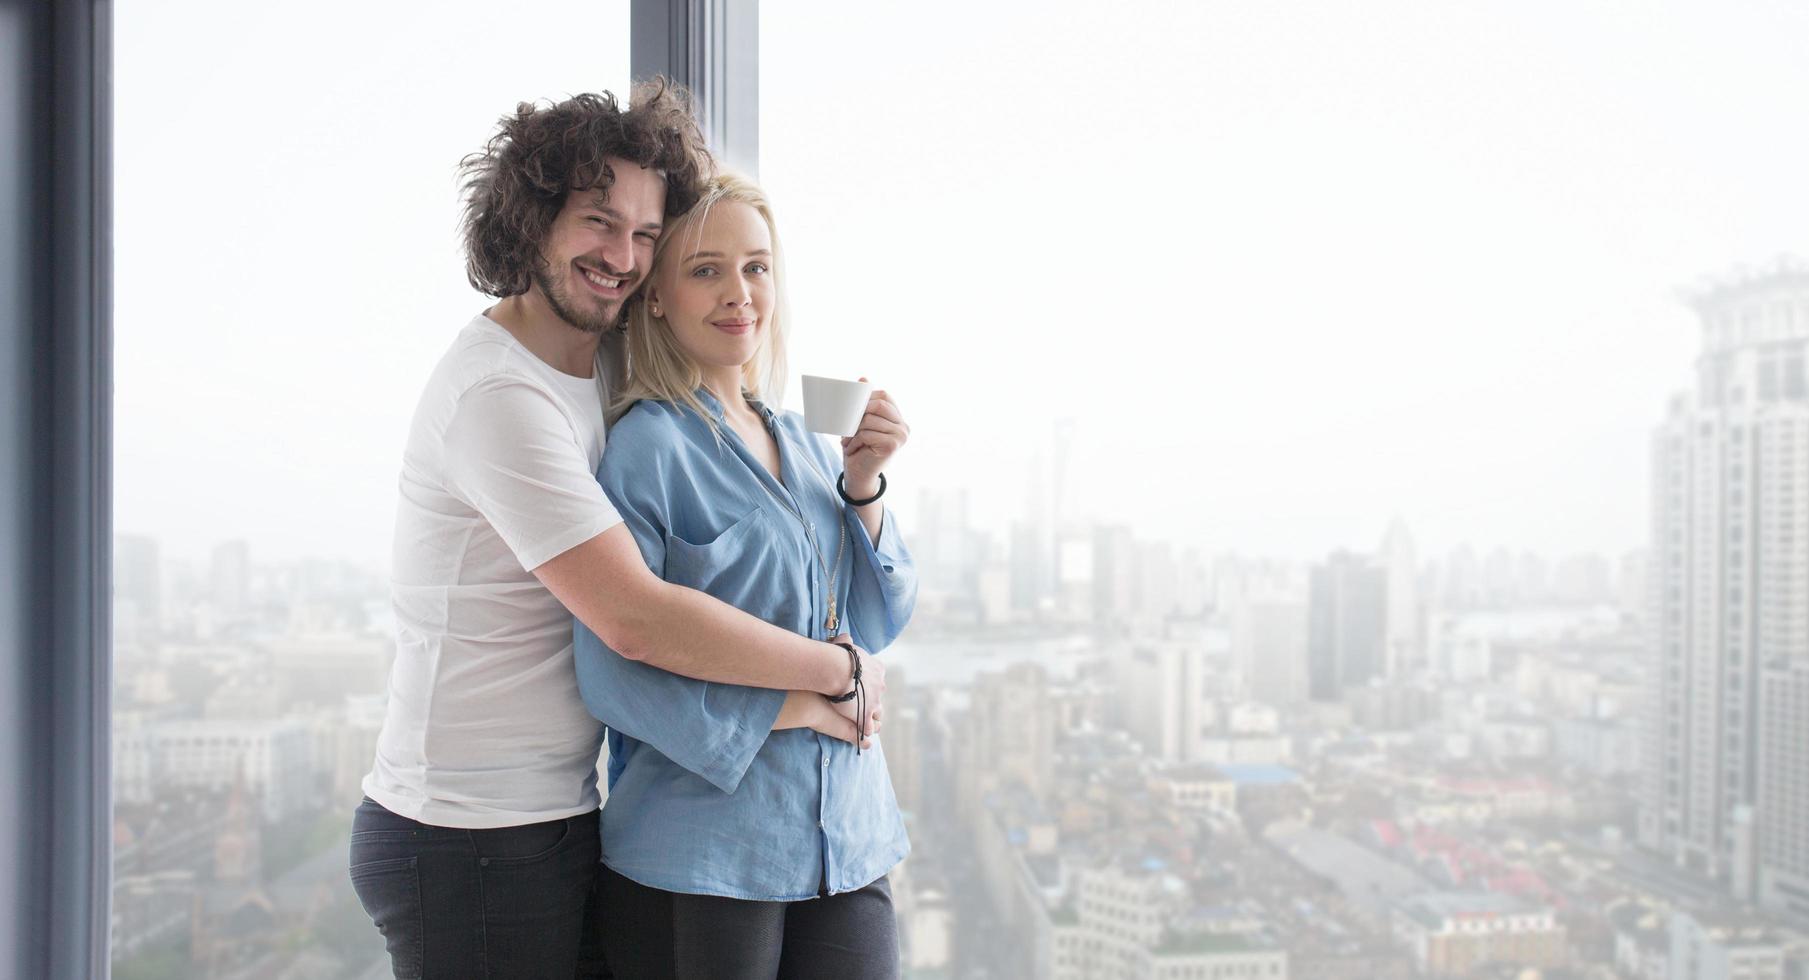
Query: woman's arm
802 414 918 656
839 381 909 544
840 505 918 656
539 527 855 694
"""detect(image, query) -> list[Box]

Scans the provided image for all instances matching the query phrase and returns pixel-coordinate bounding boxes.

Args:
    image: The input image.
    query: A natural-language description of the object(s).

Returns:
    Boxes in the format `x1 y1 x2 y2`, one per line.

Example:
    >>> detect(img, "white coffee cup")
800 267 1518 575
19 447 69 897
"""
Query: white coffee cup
801 375 872 436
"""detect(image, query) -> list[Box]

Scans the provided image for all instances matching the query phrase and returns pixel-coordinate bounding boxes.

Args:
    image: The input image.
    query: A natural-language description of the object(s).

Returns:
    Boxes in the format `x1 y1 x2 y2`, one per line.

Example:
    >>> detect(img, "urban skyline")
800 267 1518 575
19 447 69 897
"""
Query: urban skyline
108 260 1809 979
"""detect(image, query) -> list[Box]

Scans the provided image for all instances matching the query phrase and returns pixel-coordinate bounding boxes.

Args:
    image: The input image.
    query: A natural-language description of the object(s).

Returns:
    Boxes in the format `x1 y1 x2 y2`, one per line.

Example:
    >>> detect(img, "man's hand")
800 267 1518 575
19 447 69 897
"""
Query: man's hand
774 690 881 749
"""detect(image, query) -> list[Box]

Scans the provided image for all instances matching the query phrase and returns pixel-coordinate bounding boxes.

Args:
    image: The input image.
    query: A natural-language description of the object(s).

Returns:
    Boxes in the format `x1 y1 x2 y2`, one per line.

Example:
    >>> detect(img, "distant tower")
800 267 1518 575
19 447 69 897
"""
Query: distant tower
1380 518 1421 678
1307 551 1387 701
210 539 250 617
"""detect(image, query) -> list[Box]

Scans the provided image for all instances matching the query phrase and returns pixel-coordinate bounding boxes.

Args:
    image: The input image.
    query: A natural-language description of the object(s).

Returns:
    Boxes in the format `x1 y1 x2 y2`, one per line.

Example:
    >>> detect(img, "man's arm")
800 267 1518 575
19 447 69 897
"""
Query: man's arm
536 524 863 698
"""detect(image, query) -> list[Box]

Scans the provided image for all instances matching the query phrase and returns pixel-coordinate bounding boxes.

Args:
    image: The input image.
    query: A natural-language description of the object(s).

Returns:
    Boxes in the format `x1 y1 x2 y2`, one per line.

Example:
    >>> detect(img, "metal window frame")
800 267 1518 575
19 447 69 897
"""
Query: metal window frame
632 0 759 177
1 0 113 978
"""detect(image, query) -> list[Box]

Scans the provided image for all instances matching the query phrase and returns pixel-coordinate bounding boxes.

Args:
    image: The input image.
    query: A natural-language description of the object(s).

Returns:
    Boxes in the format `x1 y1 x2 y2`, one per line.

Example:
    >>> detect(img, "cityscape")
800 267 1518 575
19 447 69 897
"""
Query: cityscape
108 263 1809 978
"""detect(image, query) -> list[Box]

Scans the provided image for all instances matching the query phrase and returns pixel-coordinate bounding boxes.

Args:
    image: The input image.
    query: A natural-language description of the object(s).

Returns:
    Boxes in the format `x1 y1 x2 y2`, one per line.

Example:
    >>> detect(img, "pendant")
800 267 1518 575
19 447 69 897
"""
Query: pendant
825 598 838 634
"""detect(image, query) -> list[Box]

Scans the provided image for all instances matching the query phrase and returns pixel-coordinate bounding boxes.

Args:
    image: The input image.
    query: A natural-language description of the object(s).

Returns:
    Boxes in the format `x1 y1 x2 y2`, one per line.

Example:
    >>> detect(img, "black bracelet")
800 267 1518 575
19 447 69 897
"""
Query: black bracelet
837 472 886 506
825 641 861 702
824 640 867 754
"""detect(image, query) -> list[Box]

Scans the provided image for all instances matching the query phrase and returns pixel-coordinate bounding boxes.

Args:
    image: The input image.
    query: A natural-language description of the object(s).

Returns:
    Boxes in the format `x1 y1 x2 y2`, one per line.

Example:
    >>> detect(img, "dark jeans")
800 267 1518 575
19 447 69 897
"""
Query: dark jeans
348 796 606 979
599 864 899 980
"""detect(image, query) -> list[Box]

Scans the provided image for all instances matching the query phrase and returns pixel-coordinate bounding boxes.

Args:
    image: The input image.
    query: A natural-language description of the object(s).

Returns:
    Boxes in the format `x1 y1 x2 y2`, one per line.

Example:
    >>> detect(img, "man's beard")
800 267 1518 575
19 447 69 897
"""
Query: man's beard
531 258 621 335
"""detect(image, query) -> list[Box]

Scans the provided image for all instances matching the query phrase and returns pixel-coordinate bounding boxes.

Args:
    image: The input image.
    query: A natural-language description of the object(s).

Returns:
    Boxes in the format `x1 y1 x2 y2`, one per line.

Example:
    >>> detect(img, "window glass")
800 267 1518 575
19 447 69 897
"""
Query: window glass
112 4 628 975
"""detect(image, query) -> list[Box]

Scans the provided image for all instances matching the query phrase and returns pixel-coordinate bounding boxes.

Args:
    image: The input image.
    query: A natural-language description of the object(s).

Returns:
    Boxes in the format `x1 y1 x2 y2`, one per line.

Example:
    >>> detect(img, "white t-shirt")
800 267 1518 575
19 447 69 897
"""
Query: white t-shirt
363 314 622 828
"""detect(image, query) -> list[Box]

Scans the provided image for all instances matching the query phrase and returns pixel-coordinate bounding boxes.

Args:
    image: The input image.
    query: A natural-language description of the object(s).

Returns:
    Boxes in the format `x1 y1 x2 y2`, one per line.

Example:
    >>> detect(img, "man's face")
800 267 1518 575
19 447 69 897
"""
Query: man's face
529 157 666 334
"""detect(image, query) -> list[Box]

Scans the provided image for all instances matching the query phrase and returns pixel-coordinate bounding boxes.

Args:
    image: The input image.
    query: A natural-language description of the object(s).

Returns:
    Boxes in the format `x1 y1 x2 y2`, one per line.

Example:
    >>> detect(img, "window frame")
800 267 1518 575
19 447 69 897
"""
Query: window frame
3 1 113 977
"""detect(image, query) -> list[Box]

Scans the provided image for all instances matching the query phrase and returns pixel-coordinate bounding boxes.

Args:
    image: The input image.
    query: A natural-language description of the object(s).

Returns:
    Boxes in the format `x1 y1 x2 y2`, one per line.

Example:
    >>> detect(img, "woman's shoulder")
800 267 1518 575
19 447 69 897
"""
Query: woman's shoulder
602 399 716 469
612 398 712 441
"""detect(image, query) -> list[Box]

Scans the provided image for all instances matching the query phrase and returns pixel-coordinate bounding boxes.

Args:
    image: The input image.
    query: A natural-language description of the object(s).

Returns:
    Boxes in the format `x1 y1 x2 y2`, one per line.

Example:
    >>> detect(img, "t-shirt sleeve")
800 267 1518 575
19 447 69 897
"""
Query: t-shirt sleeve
441 374 622 571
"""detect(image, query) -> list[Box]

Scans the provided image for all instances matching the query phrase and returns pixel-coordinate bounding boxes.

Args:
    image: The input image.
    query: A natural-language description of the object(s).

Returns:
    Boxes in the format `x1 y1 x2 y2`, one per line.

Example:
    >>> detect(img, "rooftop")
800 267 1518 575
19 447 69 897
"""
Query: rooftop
1398 891 1548 929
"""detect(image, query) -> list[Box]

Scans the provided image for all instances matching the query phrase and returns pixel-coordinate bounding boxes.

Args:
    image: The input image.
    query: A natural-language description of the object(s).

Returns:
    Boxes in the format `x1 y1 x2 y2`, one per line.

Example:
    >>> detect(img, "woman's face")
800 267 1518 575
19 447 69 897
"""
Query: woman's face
647 201 775 381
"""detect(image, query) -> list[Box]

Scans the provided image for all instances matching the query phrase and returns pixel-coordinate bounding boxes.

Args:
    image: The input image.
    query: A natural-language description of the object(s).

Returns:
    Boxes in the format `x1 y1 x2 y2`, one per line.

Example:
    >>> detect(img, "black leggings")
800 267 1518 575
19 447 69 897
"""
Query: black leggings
600 864 899 980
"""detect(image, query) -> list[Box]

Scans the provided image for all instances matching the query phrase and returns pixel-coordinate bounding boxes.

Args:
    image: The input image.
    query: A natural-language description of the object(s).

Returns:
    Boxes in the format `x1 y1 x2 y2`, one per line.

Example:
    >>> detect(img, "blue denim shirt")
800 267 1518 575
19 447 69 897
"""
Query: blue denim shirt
572 388 915 901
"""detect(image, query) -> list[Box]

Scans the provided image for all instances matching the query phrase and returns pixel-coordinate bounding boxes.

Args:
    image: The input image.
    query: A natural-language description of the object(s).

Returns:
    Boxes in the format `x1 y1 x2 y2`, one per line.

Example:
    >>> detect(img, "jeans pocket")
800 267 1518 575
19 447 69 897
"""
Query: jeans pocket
349 855 424 979
472 817 576 867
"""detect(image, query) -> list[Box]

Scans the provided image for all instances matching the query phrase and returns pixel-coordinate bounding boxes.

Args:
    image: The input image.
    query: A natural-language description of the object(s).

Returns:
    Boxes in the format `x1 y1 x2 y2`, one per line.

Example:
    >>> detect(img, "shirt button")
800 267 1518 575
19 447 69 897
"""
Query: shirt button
822 756 830 767
818 820 825 828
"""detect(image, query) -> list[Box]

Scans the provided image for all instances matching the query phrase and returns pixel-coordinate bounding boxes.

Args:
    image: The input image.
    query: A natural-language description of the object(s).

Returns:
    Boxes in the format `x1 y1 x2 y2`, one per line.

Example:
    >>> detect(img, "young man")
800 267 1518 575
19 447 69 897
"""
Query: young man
349 81 882 979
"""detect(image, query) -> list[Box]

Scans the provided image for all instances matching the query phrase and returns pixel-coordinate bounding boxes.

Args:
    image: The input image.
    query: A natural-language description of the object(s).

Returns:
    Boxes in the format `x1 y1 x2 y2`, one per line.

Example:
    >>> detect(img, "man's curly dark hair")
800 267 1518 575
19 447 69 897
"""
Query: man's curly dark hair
459 77 714 298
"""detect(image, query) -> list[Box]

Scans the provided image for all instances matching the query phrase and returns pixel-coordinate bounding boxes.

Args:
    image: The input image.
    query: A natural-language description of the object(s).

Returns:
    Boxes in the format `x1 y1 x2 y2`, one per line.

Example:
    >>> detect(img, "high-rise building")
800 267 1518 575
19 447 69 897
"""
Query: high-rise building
209 539 250 617
956 663 1054 812
114 534 162 622
1175 547 1211 617
1440 544 1482 610
1010 521 1050 615
1667 910 1789 980
1380 519 1421 677
1054 527 1095 623
1093 524 1139 626
1134 540 1179 624
1759 660 1809 918
114 534 163 647
1641 263 1809 916
915 487 979 598
883 669 924 816
1233 597 1308 707
1120 638 1207 762
1307 551 1387 701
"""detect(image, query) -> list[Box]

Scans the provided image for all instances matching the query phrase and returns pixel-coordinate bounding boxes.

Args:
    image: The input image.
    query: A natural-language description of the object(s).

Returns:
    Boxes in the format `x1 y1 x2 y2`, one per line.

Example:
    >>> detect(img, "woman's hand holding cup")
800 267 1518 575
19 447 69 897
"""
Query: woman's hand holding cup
840 378 908 496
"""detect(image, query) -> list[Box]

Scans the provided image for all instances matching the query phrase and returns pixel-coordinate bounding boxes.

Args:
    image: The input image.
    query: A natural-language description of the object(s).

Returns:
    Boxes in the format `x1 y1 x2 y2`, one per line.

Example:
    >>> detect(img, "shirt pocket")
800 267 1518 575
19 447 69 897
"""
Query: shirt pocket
662 506 779 598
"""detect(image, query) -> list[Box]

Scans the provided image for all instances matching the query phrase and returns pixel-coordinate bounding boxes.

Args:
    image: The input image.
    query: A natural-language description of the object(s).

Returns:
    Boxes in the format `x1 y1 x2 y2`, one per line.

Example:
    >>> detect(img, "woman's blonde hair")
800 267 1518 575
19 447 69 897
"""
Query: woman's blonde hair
613 172 789 429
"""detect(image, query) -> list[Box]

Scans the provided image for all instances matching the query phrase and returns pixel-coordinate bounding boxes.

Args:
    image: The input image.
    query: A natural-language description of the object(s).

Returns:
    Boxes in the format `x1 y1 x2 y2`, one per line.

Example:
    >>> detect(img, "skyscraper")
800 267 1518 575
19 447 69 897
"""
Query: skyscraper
1641 262 1809 917
1307 551 1388 701
1234 597 1309 707
209 539 250 617
1381 518 1422 677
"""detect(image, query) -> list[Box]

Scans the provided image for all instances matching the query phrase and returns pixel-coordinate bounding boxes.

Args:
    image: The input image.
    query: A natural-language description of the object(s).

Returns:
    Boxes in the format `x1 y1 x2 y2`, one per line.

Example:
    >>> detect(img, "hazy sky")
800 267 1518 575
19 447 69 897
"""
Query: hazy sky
116 1 1809 567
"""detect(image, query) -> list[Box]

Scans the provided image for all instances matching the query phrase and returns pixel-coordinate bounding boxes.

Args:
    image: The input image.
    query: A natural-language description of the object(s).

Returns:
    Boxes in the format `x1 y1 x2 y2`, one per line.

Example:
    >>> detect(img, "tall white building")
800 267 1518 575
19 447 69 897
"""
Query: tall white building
1667 911 1788 980
148 719 311 821
1120 639 1207 762
1381 518 1422 678
1641 263 1809 917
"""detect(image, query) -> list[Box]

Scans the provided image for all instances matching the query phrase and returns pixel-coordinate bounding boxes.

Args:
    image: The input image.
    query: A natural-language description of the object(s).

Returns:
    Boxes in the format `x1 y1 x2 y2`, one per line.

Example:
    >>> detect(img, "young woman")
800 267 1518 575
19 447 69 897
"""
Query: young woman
571 173 915 978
